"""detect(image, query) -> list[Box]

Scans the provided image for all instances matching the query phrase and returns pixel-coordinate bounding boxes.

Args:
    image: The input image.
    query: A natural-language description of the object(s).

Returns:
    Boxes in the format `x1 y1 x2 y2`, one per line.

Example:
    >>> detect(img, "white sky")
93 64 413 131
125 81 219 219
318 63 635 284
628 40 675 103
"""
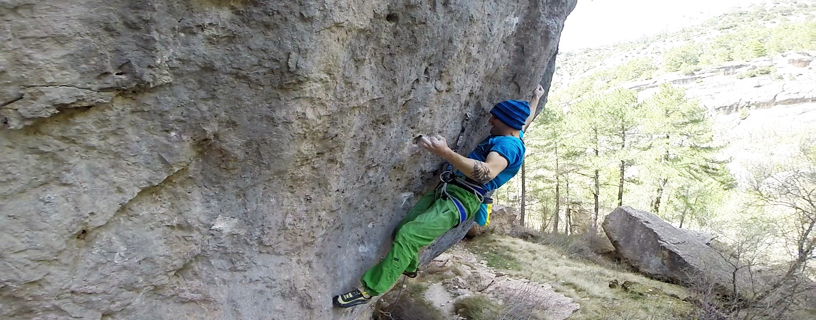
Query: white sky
559 0 776 51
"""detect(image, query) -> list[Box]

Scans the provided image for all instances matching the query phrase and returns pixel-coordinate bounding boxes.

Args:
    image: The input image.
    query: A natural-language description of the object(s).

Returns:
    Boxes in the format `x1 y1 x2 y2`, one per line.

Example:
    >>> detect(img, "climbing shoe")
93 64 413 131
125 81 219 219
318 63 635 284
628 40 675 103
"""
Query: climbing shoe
332 288 371 308
403 270 418 278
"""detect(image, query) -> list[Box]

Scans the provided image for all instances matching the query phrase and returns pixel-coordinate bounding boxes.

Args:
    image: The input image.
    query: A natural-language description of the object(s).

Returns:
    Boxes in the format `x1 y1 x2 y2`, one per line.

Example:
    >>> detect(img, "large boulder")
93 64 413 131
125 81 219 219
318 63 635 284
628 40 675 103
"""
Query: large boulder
602 207 750 297
0 0 576 319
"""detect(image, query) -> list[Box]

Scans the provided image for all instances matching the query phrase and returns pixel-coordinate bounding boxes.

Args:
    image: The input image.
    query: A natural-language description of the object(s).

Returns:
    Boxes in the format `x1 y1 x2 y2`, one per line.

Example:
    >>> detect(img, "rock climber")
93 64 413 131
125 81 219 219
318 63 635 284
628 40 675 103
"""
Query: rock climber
333 85 547 308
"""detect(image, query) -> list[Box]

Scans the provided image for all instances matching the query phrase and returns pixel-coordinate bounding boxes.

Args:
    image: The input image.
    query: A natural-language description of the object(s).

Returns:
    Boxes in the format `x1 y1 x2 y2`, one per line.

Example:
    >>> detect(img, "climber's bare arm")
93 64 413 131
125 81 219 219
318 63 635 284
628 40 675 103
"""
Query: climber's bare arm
523 85 546 131
417 135 508 184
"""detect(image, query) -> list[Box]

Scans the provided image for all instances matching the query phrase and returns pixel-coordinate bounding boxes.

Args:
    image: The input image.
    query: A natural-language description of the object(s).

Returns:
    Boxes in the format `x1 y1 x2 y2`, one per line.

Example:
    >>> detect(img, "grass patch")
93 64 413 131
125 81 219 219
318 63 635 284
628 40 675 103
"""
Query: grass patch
465 234 695 320
514 229 628 272
453 295 504 320
374 282 445 320
467 237 523 271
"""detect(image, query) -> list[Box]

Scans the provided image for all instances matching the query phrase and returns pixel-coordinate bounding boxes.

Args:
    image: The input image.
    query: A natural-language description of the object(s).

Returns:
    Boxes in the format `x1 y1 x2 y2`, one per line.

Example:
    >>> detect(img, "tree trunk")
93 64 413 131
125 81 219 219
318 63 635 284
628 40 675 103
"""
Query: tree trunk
618 160 625 207
566 208 572 235
678 207 687 229
617 130 626 207
540 207 549 232
592 129 600 231
593 168 600 231
652 178 668 214
553 144 560 234
553 179 560 234
652 146 670 214
565 176 571 235
520 161 526 228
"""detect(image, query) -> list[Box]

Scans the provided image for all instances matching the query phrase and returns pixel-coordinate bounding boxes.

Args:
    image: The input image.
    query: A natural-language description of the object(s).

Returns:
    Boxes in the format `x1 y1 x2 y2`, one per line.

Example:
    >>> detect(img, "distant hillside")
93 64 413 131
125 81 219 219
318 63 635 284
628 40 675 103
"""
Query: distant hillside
495 0 815 234
551 0 815 99
547 0 815 189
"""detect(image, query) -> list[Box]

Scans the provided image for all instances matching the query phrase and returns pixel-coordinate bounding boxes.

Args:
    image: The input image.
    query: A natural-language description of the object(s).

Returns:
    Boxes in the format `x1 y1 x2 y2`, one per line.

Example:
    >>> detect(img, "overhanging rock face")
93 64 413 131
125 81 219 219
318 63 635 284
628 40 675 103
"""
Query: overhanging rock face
0 0 576 319
603 207 750 298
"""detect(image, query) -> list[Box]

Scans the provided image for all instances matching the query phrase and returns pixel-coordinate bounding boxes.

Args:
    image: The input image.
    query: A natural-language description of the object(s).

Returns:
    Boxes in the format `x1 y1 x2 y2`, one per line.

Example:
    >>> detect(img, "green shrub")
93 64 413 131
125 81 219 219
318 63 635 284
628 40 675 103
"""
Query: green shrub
736 66 776 79
681 64 702 76
663 45 701 72
614 57 658 82
739 108 750 120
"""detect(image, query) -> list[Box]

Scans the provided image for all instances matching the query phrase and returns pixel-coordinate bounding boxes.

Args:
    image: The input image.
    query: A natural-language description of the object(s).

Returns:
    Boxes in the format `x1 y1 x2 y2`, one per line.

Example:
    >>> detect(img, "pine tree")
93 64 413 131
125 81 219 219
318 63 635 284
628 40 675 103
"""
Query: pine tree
601 89 642 207
526 106 577 233
567 94 608 230
640 84 731 222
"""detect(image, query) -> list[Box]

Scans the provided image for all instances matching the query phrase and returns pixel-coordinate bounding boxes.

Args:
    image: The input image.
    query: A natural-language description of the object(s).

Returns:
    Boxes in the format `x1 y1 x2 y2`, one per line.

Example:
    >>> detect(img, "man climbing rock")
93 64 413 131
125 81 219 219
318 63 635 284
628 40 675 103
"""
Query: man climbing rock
333 85 546 308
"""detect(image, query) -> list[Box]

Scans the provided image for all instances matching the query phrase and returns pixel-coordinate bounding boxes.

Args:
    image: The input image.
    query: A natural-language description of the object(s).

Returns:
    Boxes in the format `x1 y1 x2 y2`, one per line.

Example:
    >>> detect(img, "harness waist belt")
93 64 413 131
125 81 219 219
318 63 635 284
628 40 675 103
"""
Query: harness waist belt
450 178 488 198
439 171 492 226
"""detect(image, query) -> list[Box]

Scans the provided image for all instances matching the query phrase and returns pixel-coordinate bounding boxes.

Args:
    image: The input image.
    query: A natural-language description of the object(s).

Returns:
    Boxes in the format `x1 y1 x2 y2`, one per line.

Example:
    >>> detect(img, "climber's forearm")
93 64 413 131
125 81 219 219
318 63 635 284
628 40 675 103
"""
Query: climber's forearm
524 86 546 131
524 96 540 130
439 149 498 185
417 134 507 184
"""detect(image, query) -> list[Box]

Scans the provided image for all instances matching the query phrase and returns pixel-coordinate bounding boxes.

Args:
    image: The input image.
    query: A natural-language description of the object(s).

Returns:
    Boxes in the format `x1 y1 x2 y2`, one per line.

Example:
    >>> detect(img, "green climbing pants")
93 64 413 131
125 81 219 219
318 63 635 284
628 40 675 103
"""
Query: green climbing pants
361 184 481 296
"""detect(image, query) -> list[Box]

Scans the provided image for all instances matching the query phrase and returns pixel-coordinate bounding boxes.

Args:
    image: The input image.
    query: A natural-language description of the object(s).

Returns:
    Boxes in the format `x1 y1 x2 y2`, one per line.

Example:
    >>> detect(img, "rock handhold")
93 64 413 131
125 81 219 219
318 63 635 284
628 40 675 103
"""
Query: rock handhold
1 86 115 129
602 206 751 298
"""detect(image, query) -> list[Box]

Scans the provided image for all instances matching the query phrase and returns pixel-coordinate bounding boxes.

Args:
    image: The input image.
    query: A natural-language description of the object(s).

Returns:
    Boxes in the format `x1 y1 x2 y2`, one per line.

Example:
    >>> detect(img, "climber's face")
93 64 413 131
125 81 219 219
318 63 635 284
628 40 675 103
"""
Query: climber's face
489 115 503 135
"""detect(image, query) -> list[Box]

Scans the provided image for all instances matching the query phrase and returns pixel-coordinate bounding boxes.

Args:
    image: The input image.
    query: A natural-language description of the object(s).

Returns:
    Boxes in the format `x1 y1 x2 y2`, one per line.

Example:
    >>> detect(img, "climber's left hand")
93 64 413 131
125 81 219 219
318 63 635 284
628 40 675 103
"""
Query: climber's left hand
417 134 451 156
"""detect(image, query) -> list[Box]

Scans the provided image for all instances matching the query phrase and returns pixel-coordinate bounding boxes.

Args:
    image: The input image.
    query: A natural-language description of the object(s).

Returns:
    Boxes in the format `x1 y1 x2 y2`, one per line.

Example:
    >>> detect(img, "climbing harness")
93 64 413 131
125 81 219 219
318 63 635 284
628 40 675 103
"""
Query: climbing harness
431 111 497 226
439 172 486 201
437 171 492 226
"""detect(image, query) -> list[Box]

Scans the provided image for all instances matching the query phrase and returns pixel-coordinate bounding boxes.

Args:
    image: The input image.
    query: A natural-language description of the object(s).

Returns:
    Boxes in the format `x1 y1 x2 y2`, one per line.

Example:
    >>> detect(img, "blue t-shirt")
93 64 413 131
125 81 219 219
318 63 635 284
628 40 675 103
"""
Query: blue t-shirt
464 132 525 191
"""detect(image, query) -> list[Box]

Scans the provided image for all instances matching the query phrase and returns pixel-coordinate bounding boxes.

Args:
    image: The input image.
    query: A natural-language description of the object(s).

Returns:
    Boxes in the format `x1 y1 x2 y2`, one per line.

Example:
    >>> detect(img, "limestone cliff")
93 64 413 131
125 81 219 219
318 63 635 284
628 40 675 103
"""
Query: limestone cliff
628 52 815 114
0 0 576 319
627 52 816 183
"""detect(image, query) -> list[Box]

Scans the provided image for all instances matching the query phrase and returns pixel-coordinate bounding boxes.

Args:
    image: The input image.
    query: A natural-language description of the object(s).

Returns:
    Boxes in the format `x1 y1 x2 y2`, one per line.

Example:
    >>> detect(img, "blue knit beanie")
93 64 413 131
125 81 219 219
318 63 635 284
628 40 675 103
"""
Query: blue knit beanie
490 100 530 130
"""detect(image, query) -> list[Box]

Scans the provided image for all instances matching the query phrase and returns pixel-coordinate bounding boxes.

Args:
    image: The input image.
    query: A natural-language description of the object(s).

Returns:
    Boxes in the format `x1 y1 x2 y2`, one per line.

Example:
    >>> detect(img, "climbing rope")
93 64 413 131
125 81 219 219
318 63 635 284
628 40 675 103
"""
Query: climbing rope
383 275 409 319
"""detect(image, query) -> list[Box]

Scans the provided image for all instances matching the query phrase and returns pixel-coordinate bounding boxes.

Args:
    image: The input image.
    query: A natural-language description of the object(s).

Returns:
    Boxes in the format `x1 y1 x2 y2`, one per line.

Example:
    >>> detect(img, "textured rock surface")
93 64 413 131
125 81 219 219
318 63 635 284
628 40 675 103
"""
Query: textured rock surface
0 0 575 319
602 207 750 297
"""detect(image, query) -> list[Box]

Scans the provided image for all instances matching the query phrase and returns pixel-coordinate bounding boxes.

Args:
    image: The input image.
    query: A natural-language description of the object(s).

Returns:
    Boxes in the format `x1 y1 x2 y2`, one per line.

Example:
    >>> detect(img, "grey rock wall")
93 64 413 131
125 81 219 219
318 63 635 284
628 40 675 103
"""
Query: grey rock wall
0 0 576 319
